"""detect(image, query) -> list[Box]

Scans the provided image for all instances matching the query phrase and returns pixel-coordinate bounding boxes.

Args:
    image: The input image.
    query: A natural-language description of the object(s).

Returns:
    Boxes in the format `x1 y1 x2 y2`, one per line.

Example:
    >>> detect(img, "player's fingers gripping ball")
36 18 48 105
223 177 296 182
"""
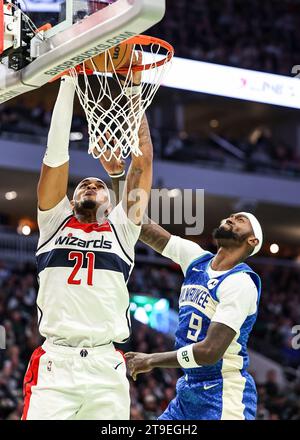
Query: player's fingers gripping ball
131 50 143 86
85 42 134 72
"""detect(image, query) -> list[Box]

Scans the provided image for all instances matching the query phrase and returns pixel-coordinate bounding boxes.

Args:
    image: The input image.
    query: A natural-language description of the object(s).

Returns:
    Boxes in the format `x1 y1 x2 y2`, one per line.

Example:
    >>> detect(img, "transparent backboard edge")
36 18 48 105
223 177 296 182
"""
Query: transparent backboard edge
0 0 166 103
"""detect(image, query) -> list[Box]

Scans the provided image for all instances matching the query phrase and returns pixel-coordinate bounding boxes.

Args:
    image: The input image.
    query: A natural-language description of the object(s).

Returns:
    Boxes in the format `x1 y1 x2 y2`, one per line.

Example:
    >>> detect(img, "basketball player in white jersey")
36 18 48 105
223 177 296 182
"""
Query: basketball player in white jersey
22 72 153 420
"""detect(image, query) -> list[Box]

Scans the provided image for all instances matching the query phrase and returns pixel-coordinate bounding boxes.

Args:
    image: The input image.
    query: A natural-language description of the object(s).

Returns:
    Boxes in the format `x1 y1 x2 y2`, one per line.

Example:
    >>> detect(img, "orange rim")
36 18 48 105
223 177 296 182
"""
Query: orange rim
76 35 174 75
117 35 174 73
49 35 174 81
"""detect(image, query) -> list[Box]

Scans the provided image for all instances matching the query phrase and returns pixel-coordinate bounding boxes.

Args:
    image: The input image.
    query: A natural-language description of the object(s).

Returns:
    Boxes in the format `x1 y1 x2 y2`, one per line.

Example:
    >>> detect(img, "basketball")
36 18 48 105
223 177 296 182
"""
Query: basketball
85 43 133 72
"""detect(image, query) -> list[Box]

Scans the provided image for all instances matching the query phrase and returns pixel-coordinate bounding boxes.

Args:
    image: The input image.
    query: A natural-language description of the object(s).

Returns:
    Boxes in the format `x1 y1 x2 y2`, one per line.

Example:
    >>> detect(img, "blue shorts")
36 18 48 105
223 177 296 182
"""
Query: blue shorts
159 370 257 420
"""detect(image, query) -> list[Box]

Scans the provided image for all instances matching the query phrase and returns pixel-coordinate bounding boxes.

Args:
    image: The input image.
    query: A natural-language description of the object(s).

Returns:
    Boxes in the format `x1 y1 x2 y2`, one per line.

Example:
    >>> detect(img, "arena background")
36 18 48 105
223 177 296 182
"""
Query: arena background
0 0 300 420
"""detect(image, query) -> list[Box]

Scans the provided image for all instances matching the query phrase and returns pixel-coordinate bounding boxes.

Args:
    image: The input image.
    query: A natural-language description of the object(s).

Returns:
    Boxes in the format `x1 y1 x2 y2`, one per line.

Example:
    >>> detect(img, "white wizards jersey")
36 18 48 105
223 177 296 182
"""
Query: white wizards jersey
36 196 141 347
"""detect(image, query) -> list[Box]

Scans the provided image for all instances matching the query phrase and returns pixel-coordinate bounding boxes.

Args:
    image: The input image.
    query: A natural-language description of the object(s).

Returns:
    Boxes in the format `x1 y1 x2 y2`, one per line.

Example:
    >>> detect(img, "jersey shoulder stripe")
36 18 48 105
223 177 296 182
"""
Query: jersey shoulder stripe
109 220 133 264
37 214 73 253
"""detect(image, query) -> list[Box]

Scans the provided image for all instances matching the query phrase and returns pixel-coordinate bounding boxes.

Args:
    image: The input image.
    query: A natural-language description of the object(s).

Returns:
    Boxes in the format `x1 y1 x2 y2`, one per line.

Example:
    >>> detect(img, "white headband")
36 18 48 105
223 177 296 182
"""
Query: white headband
237 212 263 256
73 177 111 204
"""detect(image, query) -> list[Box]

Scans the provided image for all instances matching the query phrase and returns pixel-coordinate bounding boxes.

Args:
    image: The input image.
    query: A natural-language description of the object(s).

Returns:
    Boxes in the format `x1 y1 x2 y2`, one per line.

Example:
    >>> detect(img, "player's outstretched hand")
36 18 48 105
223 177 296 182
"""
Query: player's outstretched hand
96 132 125 175
125 351 153 381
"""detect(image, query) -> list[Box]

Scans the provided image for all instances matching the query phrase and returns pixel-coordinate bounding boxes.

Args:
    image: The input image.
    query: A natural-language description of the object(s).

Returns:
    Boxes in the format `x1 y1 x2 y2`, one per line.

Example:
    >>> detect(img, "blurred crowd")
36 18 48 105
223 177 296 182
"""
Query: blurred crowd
1 103 300 178
237 133 300 176
0 258 300 420
255 369 300 420
0 262 39 420
0 103 87 142
151 0 300 75
251 263 300 369
160 129 300 177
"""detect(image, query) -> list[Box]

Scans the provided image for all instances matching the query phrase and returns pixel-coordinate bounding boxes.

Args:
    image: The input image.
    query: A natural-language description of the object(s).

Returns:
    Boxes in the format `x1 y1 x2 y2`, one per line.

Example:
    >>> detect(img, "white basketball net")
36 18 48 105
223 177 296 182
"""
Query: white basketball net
69 37 173 161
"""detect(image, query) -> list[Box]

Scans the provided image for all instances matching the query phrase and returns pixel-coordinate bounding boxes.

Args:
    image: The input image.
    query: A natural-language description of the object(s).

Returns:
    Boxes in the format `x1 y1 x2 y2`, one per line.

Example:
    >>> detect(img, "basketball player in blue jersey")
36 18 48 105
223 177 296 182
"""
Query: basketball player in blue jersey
100 157 263 420
132 217 262 420
22 71 153 420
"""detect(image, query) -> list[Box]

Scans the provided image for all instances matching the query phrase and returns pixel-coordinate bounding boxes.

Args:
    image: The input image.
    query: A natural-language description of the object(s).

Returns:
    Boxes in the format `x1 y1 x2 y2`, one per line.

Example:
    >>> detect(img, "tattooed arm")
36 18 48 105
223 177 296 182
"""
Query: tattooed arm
139 219 171 254
122 113 153 224
98 113 152 225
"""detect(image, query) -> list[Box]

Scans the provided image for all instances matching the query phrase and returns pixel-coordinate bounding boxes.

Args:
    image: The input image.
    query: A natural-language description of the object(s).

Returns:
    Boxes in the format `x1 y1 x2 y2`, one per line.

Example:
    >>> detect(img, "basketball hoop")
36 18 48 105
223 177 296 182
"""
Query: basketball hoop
68 35 174 161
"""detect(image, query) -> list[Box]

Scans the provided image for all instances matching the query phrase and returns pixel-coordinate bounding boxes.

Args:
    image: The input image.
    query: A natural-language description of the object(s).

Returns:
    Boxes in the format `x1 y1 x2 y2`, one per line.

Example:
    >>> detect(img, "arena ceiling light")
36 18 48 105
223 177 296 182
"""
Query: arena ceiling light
21 225 31 236
5 191 17 200
270 244 280 254
210 119 219 129
70 132 84 141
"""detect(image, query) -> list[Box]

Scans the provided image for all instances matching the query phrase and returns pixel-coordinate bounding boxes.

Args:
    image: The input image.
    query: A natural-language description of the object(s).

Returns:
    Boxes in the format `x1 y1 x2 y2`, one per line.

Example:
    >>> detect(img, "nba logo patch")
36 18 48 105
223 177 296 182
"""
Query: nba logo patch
207 279 219 290
47 361 52 372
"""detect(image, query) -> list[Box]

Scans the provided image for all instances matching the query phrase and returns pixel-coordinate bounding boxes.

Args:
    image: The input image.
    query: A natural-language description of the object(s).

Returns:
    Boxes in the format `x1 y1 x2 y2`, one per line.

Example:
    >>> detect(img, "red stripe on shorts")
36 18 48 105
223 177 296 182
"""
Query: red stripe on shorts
21 346 45 420
116 349 127 363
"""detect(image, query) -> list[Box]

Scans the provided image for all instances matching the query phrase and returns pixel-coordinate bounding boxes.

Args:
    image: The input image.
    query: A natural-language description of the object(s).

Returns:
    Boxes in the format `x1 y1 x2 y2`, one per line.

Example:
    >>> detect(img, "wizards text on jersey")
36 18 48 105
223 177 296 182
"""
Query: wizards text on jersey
55 234 112 250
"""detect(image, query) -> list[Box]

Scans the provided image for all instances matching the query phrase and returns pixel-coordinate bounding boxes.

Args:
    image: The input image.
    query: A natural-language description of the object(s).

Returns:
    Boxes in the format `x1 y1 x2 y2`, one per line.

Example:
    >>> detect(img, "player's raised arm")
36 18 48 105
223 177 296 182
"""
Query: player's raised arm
37 76 76 211
97 114 152 227
121 113 153 224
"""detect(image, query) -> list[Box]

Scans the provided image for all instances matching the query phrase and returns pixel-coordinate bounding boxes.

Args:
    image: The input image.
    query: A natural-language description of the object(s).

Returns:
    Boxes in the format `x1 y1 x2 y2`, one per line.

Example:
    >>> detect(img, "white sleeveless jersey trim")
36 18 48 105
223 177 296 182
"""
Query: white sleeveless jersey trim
37 196 73 249
37 214 73 253
108 220 133 264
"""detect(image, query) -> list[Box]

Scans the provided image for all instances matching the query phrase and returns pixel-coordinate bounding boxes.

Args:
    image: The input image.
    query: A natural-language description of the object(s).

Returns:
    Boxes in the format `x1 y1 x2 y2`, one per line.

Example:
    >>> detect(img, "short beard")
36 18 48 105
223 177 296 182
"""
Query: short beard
213 226 239 241
75 199 96 211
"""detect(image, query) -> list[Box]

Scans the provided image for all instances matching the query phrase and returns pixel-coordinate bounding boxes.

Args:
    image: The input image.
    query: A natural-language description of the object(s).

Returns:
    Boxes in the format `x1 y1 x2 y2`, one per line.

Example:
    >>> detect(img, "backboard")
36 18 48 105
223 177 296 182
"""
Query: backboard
0 0 166 103
25 1 119 38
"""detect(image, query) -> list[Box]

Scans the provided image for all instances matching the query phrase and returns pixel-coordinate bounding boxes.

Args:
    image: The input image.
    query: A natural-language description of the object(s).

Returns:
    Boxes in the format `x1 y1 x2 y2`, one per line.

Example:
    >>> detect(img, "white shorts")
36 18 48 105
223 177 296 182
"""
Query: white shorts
22 340 129 420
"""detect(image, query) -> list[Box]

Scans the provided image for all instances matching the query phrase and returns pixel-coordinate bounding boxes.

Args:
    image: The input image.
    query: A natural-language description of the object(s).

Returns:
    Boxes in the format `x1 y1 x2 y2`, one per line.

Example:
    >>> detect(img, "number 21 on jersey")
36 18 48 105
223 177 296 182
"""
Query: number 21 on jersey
68 251 95 286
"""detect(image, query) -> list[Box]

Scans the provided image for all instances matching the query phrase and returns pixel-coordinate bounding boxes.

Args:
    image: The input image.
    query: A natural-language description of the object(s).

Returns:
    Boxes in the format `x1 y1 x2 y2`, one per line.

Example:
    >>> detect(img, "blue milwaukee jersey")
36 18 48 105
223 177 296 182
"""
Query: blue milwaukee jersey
175 252 261 380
